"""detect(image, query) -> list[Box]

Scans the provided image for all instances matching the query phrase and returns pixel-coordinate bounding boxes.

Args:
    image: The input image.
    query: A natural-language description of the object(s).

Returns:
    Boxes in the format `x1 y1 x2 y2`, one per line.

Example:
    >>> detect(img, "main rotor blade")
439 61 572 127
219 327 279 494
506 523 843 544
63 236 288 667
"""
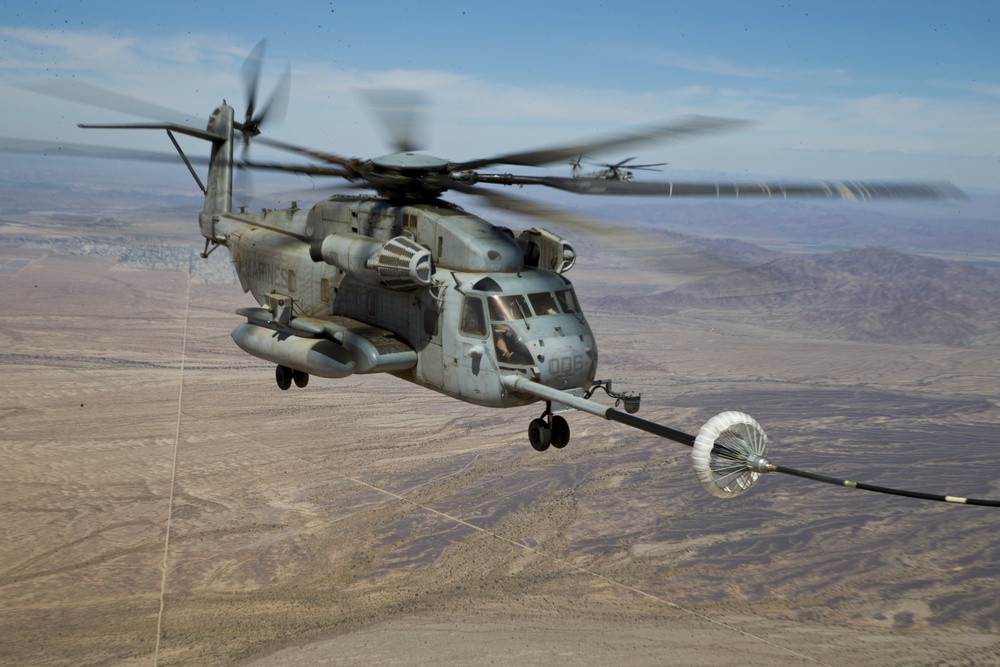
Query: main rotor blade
452 115 747 171
445 178 615 236
0 136 209 164
447 178 793 293
15 80 197 126
240 158 357 179
533 177 966 200
3 134 357 180
253 136 360 171
359 88 429 153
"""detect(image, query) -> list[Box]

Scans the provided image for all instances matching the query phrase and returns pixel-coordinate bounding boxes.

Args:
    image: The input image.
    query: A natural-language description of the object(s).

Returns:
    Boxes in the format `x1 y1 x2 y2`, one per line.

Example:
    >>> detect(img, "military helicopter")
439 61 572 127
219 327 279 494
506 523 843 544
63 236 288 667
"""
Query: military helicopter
570 155 668 181
12 43 993 506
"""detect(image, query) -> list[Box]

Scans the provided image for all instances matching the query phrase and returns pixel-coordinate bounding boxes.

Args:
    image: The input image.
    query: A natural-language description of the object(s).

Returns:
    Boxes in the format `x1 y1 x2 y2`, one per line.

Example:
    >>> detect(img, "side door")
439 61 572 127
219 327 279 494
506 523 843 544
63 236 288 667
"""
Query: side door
446 294 499 405
417 288 444 388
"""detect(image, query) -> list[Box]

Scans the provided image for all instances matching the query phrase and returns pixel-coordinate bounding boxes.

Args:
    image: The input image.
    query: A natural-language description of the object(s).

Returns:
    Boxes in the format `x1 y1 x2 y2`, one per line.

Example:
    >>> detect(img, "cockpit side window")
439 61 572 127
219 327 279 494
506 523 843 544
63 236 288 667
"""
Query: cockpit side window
555 288 579 314
460 296 487 337
528 291 559 316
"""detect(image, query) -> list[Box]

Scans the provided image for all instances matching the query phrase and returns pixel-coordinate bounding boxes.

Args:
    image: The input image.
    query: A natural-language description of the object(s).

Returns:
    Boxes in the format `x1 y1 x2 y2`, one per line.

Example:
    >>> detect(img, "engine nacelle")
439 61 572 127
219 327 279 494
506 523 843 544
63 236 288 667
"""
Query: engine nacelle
312 234 433 289
513 227 576 273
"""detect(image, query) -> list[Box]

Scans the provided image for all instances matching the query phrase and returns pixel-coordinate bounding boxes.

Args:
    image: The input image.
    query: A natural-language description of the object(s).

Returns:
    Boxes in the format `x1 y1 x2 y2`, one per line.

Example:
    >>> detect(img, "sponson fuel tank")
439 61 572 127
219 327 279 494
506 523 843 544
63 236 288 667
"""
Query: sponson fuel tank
231 310 417 378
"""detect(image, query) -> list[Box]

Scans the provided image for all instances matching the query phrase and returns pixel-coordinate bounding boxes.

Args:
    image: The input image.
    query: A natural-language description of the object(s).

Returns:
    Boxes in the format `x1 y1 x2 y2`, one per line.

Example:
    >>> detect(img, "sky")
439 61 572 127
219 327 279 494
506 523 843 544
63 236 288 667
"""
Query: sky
1 0 998 191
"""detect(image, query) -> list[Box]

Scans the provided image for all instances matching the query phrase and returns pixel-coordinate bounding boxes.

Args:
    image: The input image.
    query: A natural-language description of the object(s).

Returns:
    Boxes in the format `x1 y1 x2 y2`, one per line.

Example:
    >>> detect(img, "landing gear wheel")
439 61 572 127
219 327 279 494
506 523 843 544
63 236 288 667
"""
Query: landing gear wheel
292 369 309 388
275 364 293 391
528 418 551 451
550 415 570 449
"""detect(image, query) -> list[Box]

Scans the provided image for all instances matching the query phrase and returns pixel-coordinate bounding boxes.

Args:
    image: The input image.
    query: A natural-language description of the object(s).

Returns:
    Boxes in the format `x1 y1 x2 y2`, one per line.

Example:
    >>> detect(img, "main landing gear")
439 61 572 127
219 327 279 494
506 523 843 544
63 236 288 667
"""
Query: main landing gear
522 380 642 452
275 364 309 390
528 401 570 451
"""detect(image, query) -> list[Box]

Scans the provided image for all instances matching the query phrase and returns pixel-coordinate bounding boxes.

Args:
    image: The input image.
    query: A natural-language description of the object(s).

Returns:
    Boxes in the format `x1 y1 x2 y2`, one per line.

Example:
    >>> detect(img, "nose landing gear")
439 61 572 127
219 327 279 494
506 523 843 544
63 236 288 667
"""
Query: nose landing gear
528 401 570 451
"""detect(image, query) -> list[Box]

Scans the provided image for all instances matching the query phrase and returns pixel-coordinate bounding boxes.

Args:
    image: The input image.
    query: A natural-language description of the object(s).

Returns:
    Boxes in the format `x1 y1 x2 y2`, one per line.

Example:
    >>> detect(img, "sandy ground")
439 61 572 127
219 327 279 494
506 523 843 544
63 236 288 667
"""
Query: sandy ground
2 220 1000 666
248 615 1000 667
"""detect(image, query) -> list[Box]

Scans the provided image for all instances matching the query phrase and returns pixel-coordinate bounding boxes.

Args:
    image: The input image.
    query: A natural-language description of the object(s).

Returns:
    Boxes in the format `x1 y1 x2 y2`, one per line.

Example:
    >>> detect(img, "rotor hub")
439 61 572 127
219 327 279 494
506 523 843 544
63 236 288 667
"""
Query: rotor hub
371 152 450 171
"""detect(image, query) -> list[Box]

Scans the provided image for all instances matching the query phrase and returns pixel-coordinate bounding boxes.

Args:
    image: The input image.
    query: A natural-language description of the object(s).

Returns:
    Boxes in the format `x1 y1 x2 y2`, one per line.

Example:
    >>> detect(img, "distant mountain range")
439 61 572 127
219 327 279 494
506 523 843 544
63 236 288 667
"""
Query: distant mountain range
579 196 1000 258
4 155 998 347
601 244 1000 346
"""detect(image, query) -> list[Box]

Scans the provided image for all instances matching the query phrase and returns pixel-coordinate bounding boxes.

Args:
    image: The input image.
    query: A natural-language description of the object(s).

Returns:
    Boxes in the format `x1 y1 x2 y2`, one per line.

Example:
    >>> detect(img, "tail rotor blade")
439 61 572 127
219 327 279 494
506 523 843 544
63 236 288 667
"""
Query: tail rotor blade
255 64 291 129
238 40 290 148
240 39 266 131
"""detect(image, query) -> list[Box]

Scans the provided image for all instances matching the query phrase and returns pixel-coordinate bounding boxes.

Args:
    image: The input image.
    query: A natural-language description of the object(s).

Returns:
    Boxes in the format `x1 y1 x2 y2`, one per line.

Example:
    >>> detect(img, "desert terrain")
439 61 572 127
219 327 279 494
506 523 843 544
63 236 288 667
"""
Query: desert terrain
2 166 1000 666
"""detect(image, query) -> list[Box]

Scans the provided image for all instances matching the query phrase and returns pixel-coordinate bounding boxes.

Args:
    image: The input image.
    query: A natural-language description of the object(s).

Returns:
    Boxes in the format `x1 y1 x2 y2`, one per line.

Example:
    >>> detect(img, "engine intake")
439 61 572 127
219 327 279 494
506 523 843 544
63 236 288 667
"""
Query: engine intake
366 235 433 288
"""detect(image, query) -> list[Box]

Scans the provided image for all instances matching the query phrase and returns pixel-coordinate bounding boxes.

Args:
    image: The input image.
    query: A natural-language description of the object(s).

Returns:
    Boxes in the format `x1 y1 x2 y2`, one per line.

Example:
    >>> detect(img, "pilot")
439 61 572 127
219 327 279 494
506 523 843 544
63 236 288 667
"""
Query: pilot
493 324 515 360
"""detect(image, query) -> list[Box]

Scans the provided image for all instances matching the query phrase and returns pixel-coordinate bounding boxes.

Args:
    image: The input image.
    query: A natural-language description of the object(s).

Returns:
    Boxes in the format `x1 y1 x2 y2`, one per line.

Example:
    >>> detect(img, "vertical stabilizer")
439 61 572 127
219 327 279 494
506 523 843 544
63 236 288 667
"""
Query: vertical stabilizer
199 103 235 241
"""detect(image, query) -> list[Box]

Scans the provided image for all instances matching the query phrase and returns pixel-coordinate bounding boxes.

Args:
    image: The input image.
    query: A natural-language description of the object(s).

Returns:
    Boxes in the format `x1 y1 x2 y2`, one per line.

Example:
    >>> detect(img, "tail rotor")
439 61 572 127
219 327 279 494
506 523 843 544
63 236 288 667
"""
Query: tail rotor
237 39 291 151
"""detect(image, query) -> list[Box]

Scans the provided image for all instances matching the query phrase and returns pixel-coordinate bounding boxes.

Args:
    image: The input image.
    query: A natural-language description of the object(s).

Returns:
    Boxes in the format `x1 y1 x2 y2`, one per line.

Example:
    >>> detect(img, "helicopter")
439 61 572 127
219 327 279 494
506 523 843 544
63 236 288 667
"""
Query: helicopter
570 155 668 181
9 42 984 504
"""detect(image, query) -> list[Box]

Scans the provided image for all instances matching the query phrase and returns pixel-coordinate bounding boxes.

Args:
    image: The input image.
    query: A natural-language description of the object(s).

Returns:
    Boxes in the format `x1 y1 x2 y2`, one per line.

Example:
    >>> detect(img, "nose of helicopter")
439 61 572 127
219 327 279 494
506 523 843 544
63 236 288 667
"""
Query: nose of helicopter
529 315 597 390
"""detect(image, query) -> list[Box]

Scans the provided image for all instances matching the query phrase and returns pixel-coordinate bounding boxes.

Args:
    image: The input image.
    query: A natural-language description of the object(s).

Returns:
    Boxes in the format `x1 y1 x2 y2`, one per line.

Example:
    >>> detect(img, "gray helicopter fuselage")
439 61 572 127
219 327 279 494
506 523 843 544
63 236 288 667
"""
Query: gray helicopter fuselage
218 195 596 408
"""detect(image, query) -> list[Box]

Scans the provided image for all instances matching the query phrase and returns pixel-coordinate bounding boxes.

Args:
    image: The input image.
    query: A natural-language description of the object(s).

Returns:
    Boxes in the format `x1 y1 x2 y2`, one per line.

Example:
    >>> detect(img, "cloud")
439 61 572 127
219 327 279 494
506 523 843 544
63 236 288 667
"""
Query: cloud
0 27 140 69
1 26 997 189
936 78 1000 99
633 47 855 86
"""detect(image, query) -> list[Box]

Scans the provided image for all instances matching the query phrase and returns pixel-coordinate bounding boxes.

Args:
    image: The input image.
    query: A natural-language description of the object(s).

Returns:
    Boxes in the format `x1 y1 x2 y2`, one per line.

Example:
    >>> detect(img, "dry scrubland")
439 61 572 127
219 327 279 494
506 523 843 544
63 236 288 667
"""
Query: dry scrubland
2 203 1000 666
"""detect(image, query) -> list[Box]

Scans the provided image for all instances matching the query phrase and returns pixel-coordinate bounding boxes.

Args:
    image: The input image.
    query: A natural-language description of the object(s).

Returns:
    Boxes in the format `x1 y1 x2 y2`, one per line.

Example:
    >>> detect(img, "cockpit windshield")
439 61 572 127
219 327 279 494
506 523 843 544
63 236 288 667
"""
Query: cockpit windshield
488 294 531 322
488 288 581 321
528 291 559 316
485 288 585 367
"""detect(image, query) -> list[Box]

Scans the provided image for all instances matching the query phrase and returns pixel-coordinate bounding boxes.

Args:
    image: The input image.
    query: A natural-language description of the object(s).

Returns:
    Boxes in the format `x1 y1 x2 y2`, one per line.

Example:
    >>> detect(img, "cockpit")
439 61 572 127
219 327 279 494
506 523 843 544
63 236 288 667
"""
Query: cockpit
461 272 588 371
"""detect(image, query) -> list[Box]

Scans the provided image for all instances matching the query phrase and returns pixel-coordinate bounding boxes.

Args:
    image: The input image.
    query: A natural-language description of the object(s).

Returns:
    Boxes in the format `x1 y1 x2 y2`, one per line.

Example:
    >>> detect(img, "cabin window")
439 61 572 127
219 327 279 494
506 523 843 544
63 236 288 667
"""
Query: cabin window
436 236 443 258
287 269 296 293
460 296 487 337
366 292 376 317
320 278 330 303
403 212 418 230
